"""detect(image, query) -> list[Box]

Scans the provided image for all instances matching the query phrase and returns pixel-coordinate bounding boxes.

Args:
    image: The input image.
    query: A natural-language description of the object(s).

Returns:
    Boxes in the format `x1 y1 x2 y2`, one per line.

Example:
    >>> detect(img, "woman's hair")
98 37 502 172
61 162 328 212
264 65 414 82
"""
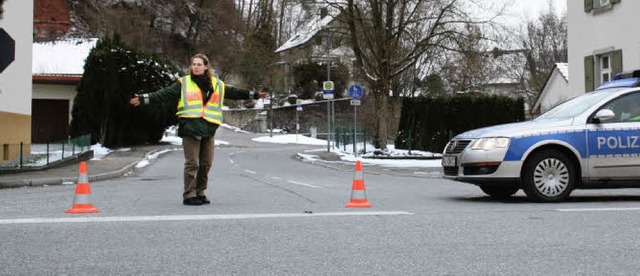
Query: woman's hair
187 53 213 77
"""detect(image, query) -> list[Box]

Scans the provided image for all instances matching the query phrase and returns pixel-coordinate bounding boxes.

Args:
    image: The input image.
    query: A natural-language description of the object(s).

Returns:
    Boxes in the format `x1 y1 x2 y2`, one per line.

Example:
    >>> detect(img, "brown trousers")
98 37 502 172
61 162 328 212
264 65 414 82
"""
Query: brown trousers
182 135 215 199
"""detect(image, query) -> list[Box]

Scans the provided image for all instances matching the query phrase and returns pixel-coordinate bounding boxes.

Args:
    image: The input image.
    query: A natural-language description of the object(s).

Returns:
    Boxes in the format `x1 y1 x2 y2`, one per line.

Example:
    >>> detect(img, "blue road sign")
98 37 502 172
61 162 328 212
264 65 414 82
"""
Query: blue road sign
348 84 363 99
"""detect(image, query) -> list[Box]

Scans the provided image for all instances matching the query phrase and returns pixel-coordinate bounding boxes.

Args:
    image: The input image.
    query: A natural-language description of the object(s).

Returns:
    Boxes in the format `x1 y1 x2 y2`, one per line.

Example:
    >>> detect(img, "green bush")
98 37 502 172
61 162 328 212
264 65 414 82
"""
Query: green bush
69 36 180 148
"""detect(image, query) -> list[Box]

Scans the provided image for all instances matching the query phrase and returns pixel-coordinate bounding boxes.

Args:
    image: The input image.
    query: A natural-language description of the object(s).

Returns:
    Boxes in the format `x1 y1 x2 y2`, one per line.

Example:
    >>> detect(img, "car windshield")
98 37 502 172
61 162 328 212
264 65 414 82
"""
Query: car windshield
535 89 623 120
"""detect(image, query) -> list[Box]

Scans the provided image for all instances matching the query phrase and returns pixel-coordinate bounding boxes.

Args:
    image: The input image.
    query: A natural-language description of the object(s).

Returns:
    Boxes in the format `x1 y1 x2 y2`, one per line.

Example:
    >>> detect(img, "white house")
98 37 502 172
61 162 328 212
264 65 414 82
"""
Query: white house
568 0 633 94
0 0 33 161
532 63 569 116
31 38 97 142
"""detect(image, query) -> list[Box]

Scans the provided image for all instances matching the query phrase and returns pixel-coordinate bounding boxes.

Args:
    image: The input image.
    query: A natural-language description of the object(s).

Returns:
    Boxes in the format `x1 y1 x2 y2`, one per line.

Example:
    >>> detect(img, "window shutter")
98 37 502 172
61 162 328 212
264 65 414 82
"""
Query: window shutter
584 56 595 92
612 49 623 77
584 0 593 12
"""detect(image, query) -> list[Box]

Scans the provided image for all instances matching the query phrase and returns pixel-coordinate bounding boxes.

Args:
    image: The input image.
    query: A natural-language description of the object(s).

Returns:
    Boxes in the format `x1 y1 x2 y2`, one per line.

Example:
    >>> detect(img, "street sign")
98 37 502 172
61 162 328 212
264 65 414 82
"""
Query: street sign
0 28 15 73
323 81 334 99
296 105 302 111
348 84 363 99
350 100 361 106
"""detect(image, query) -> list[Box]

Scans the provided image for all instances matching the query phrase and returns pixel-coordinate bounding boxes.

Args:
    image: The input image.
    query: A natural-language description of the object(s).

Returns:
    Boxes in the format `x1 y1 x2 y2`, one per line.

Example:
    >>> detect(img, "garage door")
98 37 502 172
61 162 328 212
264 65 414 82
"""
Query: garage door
32 99 69 143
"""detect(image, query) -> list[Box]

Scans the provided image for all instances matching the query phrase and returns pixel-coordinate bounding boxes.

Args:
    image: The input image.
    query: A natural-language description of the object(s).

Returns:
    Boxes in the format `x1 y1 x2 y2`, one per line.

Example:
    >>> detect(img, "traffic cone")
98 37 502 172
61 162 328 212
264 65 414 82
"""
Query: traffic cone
65 161 100 213
345 160 371 208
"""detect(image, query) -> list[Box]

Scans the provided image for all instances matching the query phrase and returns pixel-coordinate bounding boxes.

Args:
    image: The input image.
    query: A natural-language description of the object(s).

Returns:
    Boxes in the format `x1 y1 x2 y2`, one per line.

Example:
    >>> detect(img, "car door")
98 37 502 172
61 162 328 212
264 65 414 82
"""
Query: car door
586 92 640 180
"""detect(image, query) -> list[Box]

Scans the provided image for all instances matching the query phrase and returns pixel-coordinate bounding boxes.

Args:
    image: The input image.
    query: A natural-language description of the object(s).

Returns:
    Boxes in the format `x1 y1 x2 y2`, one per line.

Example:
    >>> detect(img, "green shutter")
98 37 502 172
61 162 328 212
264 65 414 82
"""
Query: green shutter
612 49 623 77
584 56 594 92
584 0 593 12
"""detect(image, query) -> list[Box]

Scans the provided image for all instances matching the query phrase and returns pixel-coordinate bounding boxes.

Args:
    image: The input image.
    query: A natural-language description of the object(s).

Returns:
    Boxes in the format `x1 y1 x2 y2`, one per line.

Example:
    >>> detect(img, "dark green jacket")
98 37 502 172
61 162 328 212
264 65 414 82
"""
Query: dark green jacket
141 80 256 138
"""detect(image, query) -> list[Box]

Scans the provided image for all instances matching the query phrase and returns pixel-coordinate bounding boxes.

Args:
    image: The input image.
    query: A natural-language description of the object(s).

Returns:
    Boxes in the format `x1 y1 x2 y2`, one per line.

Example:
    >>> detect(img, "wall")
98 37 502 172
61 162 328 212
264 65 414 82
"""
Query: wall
537 69 571 114
0 0 33 160
568 0 640 94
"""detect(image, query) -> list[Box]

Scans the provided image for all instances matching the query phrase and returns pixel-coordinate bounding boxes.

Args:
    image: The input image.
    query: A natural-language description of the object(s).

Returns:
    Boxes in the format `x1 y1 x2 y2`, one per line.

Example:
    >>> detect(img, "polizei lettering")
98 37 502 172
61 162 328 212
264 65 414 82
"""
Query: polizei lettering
597 136 640 149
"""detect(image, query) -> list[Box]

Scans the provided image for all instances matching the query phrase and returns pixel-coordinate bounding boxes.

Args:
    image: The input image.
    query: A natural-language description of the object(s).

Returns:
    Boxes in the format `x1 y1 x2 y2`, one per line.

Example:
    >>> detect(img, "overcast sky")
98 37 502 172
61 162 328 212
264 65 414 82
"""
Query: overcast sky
507 0 567 19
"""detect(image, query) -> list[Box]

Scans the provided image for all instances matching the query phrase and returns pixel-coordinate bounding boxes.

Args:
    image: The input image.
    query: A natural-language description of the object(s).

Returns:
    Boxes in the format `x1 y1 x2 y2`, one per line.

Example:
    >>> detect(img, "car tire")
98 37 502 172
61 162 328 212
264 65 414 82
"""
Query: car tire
521 149 576 202
480 186 519 199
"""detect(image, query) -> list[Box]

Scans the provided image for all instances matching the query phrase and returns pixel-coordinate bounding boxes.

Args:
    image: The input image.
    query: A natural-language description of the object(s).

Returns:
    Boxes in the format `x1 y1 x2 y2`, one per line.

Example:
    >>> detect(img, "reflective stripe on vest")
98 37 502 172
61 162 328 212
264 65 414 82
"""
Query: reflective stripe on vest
176 75 226 124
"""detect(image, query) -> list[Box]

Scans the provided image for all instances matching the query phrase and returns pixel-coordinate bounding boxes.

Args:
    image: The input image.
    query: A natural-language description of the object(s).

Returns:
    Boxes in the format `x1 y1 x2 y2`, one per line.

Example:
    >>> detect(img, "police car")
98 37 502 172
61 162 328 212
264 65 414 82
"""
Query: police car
442 71 640 202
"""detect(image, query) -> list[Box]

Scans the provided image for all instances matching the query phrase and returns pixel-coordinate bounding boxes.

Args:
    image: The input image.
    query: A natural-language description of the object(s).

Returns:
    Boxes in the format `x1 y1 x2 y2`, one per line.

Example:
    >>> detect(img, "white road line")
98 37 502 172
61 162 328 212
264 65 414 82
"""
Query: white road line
244 170 257 174
0 211 412 225
286 180 321 189
556 207 640 212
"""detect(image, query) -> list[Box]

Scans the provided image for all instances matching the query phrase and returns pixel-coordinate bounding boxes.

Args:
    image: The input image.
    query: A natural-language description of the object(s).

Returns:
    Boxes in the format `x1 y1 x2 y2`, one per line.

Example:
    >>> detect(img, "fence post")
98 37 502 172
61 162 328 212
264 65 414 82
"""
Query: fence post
19 142 23 168
46 142 50 165
352 124 356 155
61 142 65 159
408 128 412 155
363 130 367 153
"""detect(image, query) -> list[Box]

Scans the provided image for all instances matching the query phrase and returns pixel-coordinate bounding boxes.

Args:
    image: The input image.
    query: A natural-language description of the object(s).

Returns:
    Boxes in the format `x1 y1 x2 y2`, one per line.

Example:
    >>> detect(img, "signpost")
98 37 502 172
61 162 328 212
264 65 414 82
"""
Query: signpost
323 81 334 151
349 84 363 156
296 99 303 142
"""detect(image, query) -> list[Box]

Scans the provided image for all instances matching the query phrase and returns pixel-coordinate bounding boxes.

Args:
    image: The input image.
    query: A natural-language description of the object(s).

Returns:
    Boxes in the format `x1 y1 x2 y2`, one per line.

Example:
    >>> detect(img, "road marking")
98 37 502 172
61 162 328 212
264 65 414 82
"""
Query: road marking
0 211 412 225
556 207 640 212
244 170 257 174
286 180 321 189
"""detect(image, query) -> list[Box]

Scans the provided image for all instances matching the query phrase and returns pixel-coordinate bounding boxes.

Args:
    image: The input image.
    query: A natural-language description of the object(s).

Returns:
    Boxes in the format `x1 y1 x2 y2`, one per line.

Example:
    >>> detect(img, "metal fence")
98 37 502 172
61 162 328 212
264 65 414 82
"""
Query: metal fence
0 134 91 169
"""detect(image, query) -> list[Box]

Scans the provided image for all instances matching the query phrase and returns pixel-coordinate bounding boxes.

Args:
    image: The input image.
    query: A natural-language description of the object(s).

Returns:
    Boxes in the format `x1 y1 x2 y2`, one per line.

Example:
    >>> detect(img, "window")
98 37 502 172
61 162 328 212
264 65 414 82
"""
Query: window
584 50 623 92
600 92 640 123
600 54 611 84
585 0 620 13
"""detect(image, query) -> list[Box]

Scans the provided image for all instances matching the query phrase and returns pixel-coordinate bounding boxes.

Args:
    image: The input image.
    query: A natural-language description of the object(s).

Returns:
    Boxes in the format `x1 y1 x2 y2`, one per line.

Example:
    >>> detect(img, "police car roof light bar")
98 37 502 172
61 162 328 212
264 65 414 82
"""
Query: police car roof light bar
613 70 640 80
596 77 640 90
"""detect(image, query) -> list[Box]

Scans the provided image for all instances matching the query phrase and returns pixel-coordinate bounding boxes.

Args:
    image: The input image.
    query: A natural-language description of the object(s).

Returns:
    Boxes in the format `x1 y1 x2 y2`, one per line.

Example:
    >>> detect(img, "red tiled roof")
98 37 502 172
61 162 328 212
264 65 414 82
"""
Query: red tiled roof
32 74 81 85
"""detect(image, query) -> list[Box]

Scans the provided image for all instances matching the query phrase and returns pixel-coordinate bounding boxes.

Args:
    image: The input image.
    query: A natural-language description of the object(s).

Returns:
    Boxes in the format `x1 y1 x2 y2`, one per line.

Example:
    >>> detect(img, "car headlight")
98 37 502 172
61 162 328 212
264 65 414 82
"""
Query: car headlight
470 137 510 150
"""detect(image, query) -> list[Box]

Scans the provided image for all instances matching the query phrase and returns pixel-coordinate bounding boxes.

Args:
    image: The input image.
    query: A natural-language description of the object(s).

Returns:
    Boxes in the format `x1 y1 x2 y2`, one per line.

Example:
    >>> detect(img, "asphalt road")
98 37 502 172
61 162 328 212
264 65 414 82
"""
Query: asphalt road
2 131 640 275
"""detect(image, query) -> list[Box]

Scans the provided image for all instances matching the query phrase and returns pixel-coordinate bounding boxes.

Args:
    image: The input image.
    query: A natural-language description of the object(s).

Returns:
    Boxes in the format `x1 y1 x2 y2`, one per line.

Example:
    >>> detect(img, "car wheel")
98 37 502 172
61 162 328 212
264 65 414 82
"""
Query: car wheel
480 186 519 199
521 149 576 202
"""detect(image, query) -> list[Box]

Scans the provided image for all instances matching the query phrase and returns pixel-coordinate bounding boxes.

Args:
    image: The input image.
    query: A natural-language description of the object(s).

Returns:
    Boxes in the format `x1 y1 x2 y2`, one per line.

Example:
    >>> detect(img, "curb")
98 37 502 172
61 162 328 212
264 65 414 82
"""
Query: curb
0 146 181 189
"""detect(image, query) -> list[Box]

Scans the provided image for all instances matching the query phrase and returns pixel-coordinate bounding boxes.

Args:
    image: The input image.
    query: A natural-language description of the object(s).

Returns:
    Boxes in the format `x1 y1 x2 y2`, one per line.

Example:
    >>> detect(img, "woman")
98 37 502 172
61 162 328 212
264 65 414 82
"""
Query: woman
130 53 267 206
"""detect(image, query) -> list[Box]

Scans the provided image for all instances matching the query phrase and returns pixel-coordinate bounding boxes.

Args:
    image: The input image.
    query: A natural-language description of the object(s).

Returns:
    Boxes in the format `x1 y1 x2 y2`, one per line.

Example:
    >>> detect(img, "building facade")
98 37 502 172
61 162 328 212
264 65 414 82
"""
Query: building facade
0 0 34 161
568 0 633 94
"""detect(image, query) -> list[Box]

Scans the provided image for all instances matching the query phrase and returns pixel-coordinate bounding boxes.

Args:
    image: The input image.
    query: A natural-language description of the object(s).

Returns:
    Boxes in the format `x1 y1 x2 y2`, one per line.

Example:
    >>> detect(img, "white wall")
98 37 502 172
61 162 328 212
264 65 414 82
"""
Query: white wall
538 70 570 114
568 0 640 94
0 0 33 115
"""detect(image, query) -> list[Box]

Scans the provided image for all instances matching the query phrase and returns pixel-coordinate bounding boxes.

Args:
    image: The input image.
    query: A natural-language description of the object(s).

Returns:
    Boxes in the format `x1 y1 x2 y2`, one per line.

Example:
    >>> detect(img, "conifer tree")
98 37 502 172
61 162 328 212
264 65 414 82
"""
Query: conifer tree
70 36 180 148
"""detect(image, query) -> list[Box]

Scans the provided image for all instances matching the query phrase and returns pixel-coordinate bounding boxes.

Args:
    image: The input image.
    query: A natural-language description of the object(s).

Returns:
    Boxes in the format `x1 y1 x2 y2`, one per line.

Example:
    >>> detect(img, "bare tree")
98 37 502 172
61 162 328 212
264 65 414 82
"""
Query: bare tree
520 1 567 102
68 0 246 71
337 0 504 149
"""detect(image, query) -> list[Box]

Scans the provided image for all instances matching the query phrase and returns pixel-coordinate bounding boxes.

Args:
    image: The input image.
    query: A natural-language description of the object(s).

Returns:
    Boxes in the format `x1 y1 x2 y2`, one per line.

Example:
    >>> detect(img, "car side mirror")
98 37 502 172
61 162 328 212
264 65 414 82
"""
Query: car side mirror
593 109 616 123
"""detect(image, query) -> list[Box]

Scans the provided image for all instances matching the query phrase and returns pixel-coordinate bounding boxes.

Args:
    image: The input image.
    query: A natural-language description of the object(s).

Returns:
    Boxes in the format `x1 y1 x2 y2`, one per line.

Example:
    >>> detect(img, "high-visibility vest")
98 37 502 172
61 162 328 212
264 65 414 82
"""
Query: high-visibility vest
176 75 226 125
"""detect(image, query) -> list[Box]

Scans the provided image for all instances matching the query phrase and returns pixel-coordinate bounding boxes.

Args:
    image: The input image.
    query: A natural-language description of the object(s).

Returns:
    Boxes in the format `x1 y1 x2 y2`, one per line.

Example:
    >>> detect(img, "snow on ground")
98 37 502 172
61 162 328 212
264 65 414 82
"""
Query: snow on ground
88 124 442 169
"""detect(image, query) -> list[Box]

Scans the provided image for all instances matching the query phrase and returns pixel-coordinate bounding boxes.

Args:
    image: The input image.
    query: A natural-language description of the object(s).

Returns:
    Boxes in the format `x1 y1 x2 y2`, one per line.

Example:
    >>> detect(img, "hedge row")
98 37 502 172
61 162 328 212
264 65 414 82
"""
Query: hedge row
394 94 525 153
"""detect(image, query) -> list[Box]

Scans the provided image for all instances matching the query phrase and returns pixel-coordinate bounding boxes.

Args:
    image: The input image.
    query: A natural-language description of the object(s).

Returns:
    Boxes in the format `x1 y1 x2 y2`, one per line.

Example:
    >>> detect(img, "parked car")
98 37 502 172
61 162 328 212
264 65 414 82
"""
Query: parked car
442 71 640 202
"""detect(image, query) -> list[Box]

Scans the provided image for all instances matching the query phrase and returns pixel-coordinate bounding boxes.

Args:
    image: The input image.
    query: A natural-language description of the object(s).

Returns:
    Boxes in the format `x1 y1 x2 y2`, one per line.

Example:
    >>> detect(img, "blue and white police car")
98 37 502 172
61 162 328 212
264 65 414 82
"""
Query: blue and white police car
442 71 640 202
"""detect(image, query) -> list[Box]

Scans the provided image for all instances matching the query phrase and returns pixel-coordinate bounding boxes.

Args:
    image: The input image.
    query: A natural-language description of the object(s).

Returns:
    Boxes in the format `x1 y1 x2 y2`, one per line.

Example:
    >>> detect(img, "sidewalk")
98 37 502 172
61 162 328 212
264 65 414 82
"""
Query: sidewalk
0 143 180 188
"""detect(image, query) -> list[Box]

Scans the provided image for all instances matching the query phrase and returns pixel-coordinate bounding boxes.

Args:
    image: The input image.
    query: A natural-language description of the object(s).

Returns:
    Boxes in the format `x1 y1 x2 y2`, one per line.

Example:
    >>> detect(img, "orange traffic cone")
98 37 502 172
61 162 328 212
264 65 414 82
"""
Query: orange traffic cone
345 160 371 208
65 161 100 213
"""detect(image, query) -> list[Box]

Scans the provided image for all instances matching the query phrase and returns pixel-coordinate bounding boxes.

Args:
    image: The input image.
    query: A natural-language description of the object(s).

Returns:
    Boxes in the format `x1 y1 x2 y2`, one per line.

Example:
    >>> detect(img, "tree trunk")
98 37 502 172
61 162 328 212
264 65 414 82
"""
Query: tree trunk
373 85 389 150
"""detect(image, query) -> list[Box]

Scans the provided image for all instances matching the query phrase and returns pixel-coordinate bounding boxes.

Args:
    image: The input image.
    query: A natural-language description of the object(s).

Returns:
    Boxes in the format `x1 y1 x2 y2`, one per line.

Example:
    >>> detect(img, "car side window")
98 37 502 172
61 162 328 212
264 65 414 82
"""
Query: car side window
601 92 640 123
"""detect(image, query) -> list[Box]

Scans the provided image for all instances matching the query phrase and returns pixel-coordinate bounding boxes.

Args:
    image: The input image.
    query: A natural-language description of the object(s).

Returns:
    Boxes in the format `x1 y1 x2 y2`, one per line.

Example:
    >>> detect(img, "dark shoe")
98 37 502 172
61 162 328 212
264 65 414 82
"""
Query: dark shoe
183 197 203 206
198 196 211 204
